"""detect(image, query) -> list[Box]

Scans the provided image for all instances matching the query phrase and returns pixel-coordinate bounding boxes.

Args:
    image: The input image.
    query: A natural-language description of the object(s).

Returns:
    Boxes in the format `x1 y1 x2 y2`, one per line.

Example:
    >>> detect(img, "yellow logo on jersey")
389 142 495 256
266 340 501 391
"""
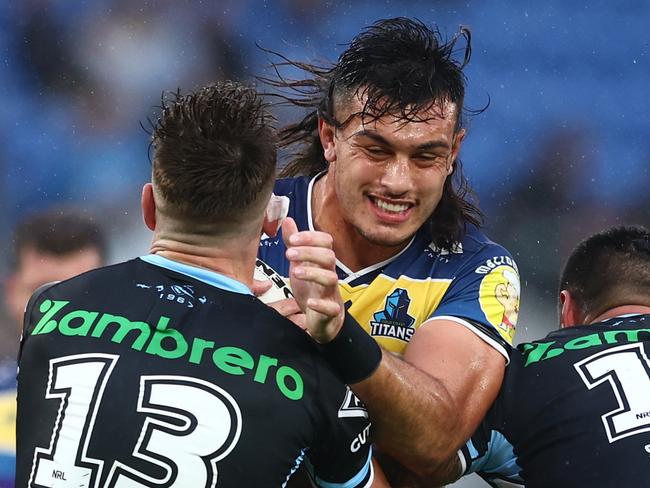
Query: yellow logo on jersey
477 265 520 344
339 275 452 356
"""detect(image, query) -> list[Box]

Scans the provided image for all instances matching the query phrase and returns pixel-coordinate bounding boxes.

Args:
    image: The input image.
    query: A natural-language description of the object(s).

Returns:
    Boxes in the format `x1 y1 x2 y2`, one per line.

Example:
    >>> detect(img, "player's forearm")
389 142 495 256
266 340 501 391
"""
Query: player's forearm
350 350 461 478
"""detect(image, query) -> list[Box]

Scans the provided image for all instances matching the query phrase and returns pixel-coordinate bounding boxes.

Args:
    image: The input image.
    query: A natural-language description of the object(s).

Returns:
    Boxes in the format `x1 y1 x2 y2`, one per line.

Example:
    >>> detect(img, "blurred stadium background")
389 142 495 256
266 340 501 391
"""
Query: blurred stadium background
1 1 648 486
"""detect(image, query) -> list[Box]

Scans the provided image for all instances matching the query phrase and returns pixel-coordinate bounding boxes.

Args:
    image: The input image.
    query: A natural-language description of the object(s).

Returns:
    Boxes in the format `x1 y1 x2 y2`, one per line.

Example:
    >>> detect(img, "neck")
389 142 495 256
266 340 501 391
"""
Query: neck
149 232 259 289
588 305 650 324
312 174 409 272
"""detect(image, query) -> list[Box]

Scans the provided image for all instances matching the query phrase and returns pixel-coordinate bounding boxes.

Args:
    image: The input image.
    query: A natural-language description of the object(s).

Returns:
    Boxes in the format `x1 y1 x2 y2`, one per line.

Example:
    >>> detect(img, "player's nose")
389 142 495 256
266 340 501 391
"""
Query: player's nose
379 156 413 195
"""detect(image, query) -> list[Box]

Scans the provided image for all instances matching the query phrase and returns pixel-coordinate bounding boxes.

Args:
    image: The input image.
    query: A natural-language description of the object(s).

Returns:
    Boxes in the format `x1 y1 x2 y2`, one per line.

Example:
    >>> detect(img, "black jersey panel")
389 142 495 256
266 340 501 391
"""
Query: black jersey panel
17 258 372 487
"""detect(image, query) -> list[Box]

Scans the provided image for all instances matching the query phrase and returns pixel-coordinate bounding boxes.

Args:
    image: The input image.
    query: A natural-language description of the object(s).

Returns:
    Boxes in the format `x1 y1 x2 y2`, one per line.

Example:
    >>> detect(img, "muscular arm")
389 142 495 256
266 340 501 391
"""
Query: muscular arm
281 217 505 483
351 321 504 481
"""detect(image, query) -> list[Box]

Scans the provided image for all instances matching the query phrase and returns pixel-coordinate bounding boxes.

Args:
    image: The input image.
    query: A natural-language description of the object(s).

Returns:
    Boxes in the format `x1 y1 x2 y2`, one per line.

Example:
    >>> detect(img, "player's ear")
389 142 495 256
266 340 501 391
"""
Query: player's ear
141 183 156 231
560 290 582 328
318 117 337 163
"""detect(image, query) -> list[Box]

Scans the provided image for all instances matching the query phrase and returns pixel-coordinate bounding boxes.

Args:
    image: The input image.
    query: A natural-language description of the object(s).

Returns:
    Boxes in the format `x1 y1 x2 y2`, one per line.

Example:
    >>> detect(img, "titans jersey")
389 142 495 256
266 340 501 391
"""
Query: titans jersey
0 371 15 487
17 255 374 488
259 175 520 359
460 314 650 488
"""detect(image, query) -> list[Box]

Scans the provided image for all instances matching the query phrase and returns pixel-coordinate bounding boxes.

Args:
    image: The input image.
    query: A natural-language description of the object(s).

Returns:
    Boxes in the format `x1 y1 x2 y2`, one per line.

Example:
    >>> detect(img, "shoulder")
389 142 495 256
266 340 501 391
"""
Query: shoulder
27 260 140 301
273 175 311 197
419 225 518 274
420 225 519 299
457 225 518 270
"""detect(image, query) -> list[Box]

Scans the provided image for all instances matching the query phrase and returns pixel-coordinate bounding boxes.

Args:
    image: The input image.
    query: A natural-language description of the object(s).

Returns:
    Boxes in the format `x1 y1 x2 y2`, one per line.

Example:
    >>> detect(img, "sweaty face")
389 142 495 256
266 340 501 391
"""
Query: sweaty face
327 96 463 248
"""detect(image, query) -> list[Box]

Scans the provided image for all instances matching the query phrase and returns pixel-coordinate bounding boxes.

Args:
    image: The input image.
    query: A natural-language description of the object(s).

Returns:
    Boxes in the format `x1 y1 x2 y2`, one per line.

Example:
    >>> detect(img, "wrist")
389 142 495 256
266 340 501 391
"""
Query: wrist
311 310 345 344
319 313 382 384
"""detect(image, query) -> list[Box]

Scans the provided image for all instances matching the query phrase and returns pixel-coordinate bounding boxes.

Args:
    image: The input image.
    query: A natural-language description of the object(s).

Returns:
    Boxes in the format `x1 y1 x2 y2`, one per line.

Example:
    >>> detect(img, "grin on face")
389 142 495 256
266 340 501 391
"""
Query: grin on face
319 92 465 250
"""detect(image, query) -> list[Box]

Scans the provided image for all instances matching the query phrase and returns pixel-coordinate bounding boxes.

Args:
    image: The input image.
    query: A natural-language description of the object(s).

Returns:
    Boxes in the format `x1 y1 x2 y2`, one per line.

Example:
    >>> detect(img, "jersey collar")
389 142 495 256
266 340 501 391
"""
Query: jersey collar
306 172 416 283
139 254 253 295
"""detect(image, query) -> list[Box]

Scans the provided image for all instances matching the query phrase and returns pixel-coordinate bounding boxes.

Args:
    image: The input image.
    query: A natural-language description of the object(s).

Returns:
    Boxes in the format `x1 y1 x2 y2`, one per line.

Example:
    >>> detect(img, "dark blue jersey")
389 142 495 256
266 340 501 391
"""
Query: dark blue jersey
460 314 650 488
17 255 374 488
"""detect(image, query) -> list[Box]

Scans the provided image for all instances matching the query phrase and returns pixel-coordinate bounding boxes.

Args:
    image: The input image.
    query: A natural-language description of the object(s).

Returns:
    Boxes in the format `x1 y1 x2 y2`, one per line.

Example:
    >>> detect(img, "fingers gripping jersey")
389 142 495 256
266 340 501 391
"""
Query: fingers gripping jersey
16 256 374 488
258 175 520 359
460 314 650 488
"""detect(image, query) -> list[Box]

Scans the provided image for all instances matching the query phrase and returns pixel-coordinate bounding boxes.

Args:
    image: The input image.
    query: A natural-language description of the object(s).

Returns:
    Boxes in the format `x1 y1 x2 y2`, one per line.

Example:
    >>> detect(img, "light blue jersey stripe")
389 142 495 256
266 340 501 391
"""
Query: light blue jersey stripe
312 448 373 488
139 254 252 295
283 447 309 488
466 430 520 478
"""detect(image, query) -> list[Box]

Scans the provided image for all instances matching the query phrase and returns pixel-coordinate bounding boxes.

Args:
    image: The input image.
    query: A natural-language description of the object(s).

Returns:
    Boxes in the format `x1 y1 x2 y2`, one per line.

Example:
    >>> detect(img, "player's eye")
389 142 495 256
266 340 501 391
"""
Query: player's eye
414 153 448 167
365 146 389 157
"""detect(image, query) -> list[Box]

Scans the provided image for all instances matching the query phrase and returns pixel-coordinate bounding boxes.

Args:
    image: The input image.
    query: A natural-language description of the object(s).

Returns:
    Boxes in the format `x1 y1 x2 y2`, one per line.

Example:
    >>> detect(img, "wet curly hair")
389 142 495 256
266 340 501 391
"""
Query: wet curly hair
260 17 484 250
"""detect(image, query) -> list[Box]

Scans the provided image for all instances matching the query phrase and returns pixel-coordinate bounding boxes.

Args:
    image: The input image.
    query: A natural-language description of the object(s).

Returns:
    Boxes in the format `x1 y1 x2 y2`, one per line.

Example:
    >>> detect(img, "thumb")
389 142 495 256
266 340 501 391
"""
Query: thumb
251 279 273 296
281 217 299 247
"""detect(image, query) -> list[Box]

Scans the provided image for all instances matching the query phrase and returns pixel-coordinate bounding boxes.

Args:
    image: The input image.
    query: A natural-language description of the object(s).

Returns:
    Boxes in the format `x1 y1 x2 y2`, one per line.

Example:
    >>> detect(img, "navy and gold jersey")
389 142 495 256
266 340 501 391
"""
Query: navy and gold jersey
258 174 520 359
16 255 374 488
460 314 650 488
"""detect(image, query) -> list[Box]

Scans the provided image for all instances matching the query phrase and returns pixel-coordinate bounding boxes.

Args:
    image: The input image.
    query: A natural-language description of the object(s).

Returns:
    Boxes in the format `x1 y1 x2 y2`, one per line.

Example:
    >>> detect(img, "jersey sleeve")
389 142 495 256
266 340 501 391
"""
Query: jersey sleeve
458 428 523 487
18 282 58 361
305 368 374 488
427 243 520 360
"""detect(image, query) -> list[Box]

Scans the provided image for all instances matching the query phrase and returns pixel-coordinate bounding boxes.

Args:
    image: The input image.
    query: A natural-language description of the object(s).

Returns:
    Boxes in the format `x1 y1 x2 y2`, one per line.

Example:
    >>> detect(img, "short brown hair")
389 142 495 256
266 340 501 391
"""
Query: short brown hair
151 81 277 226
560 225 650 316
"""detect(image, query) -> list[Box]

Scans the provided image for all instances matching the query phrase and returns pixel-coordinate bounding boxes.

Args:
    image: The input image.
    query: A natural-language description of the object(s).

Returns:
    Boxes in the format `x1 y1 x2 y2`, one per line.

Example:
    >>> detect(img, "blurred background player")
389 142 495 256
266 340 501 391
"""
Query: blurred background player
4 209 107 333
440 225 650 487
258 17 520 483
0 208 106 487
16 81 386 488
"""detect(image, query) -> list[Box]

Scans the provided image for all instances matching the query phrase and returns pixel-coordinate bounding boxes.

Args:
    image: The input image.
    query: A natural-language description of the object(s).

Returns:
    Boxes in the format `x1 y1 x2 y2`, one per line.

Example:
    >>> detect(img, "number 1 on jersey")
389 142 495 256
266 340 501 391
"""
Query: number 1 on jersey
30 354 117 487
575 342 650 443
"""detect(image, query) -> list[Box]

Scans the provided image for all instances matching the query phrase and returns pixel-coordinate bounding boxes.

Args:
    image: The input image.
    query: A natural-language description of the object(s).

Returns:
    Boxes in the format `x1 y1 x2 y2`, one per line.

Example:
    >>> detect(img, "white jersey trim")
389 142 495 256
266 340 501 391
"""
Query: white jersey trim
306 173 416 283
457 448 468 476
422 315 510 364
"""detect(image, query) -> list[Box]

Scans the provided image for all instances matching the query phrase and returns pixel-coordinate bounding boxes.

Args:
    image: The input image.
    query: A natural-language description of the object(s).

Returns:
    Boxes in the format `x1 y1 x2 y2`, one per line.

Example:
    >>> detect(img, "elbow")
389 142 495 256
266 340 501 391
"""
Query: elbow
408 438 460 481
406 436 463 487
384 391 462 479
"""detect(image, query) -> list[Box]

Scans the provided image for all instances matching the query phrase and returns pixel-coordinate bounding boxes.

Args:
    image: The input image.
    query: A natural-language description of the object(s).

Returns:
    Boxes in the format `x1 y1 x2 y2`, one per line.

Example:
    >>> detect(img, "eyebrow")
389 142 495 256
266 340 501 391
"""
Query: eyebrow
351 130 450 151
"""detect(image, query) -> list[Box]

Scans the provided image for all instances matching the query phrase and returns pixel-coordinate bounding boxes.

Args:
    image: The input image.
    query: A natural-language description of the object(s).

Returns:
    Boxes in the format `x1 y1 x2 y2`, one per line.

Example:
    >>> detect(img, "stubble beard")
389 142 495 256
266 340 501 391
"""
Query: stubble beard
352 219 415 249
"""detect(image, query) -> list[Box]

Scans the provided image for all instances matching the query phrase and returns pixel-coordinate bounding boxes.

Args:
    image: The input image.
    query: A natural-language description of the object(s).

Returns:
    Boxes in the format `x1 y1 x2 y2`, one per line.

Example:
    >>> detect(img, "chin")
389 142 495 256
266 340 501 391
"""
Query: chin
360 228 413 248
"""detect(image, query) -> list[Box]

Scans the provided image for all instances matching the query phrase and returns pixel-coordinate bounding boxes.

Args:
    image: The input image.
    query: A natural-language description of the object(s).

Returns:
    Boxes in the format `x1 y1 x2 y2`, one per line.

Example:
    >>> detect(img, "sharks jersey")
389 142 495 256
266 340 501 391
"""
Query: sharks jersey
16 255 374 488
258 174 520 359
459 314 650 488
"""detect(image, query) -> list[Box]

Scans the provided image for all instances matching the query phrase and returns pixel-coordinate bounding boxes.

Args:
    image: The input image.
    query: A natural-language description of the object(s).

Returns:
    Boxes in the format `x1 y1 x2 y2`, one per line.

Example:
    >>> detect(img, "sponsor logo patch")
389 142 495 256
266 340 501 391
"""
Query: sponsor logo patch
338 387 368 419
477 264 520 344
370 288 416 342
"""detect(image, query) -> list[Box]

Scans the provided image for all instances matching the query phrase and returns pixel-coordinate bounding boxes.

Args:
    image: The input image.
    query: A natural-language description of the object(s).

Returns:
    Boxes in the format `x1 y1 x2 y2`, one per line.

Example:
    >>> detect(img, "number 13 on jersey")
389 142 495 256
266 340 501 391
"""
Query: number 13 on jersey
29 353 242 488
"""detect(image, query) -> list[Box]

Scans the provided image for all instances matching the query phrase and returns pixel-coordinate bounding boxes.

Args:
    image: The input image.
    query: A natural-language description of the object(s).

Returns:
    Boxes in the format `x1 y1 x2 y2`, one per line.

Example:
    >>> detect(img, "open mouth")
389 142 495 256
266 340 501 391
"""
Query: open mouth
369 196 412 215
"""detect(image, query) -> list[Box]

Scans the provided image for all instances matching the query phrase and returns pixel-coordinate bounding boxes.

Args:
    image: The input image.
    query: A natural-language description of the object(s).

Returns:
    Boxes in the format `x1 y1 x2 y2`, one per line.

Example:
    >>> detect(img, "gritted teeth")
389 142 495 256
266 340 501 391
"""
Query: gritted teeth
371 197 411 214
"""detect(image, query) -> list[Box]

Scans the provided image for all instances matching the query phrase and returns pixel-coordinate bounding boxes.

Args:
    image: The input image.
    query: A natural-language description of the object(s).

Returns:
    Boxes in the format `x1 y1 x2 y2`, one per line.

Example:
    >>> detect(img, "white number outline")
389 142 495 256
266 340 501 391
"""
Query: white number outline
106 375 242 487
575 342 650 443
29 354 242 487
29 353 118 488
